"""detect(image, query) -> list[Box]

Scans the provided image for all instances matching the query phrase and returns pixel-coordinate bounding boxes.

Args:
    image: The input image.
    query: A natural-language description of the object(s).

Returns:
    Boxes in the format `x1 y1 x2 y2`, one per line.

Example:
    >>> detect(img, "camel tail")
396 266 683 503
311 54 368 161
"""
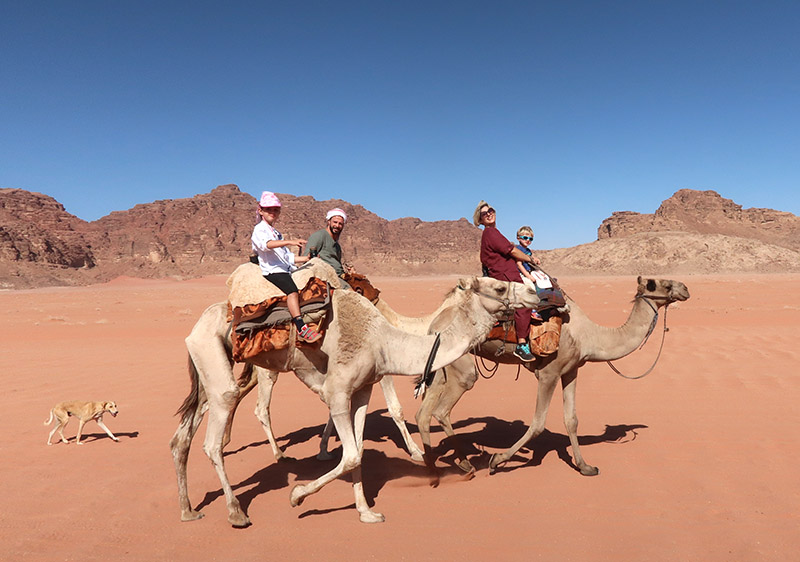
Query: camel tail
44 410 54 426
175 353 201 422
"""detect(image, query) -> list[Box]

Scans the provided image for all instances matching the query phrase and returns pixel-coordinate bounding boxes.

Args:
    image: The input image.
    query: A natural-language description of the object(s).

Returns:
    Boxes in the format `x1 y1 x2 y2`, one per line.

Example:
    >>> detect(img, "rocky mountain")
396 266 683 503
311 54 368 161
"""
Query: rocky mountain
1 185 798 289
0 184 481 289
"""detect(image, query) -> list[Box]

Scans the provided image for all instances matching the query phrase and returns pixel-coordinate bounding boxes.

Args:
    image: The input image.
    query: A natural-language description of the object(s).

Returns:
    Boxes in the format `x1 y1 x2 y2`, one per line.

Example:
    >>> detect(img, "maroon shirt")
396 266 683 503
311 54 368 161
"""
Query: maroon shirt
480 226 522 282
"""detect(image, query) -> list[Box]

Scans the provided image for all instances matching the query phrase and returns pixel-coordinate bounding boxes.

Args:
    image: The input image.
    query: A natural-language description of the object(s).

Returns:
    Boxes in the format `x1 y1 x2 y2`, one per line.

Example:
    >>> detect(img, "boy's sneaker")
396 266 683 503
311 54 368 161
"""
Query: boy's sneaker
298 324 322 343
513 342 535 362
531 310 543 321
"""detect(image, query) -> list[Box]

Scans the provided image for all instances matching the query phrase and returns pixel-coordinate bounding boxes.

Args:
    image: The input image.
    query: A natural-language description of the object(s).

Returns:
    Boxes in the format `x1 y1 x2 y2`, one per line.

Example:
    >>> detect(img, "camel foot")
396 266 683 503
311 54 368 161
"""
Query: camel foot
112 437 120 442
460 467 476 481
488 453 506 474
290 484 306 507
316 451 334 461
359 510 385 523
579 464 599 476
409 450 425 463
180 509 205 522
456 458 476 474
228 509 251 528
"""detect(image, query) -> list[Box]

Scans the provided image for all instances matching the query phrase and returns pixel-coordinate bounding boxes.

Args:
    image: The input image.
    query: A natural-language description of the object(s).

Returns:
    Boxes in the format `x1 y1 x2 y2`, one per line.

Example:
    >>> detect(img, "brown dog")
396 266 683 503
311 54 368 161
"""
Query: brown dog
44 400 120 445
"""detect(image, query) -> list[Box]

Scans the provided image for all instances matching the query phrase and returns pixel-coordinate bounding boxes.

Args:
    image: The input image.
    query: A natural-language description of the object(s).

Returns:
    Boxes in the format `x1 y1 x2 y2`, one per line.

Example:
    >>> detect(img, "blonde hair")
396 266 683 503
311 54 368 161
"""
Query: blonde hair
516 226 533 238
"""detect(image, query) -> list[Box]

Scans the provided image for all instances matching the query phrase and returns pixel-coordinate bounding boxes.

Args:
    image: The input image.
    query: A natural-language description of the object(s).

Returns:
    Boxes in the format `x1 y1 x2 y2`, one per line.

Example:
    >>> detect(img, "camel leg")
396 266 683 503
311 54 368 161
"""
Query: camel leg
561 369 599 476
169 394 208 522
379 376 424 462
489 370 560 472
291 383 384 522
317 415 336 460
349 385 384 523
415 357 477 476
431 358 478 474
222 368 256 450
253 367 288 460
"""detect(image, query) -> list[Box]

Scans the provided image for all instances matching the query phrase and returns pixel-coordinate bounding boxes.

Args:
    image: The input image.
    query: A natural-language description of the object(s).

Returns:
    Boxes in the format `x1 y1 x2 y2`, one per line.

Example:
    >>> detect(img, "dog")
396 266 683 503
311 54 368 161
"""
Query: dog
44 400 120 445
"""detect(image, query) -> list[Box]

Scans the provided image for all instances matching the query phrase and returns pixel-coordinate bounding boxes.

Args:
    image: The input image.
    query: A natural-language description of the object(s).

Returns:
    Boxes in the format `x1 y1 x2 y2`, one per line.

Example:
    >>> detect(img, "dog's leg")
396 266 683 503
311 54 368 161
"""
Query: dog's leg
56 413 70 444
76 419 87 445
47 424 60 445
96 416 120 442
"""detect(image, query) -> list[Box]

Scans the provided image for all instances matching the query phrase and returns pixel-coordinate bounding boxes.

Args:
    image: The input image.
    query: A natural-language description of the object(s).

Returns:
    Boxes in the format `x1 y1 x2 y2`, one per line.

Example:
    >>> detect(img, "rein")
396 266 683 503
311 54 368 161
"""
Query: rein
606 295 671 380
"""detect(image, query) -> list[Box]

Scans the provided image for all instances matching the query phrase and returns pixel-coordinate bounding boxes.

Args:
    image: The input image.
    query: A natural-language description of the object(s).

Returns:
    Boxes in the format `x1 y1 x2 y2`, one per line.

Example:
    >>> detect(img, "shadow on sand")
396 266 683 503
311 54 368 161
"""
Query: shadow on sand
193 409 646 518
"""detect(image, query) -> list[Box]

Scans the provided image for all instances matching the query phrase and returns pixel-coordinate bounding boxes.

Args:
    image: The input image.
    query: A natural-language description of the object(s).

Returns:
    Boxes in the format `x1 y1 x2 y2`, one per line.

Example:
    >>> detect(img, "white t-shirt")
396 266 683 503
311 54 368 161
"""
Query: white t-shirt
251 220 297 275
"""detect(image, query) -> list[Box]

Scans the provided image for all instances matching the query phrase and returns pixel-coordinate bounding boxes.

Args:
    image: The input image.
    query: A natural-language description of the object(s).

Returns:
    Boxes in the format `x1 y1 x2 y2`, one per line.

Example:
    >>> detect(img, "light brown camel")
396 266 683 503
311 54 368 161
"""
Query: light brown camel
414 276 690 476
169 276 539 526
243 281 471 462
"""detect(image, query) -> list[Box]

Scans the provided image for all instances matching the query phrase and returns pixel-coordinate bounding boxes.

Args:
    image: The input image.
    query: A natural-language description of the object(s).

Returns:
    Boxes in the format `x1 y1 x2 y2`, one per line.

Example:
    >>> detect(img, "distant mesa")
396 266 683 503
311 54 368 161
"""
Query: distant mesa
1 185 798 289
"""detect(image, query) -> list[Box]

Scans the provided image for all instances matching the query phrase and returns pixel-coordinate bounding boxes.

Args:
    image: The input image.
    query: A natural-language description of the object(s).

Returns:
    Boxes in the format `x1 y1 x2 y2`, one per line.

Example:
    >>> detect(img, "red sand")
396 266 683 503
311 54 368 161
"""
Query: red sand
2 273 798 561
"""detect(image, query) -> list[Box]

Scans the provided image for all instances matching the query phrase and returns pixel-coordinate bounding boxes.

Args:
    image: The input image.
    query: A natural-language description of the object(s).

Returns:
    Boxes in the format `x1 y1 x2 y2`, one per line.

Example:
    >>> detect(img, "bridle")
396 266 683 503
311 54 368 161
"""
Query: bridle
606 293 673 380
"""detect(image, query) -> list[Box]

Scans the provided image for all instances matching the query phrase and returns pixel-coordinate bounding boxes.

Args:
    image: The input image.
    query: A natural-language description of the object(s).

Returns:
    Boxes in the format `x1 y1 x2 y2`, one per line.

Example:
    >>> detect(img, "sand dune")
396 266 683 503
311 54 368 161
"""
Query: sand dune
2 273 798 561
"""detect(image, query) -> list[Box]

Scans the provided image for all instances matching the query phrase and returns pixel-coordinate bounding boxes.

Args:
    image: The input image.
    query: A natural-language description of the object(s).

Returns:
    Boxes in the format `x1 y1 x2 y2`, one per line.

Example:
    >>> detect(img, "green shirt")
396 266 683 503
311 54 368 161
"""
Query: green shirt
304 229 344 276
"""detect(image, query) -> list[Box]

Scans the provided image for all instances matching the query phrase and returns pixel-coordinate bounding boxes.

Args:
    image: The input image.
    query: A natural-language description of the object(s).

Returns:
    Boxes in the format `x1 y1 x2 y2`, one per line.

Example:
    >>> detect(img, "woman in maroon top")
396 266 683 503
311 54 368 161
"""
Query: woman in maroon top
473 200 538 362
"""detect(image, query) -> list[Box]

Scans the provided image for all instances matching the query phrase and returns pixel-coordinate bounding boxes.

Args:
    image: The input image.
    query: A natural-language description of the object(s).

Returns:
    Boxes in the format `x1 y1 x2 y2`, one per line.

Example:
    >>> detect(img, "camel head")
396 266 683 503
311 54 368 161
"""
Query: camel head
457 276 540 316
636 277 690 306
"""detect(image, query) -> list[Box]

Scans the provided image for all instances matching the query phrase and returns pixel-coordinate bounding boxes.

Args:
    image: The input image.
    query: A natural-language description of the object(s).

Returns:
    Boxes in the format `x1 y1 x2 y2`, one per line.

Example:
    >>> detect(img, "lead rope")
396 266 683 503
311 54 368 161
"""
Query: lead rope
606 299 670 380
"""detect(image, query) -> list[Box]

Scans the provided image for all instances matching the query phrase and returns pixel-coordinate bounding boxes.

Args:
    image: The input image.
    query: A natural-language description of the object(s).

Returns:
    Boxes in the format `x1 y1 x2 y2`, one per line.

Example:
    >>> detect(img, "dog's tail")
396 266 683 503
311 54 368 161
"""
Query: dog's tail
175 353 202 424
44 410 54 426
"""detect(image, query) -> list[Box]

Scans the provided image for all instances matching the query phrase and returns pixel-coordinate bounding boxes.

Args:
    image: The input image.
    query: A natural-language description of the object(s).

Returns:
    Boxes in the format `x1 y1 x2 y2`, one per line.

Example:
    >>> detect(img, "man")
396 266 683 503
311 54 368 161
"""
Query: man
473 200 538 362
304 208 353 284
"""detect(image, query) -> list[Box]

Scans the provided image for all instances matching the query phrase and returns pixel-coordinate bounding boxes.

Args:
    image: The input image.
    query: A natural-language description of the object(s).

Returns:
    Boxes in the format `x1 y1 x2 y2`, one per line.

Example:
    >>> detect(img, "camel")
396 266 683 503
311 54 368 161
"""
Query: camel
414 276 690 477
169 275 539 526
243 279 475 463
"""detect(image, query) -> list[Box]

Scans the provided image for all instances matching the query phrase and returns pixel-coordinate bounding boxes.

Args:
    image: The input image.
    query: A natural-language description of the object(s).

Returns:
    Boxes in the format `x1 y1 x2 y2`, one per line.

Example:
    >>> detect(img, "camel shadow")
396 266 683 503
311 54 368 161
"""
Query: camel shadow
425 417 647 474
198 409 438 517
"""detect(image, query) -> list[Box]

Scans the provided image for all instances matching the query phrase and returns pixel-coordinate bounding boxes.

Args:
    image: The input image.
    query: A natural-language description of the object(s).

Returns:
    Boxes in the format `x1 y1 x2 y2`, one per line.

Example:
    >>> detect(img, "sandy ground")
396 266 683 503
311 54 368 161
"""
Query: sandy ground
1 273 798 561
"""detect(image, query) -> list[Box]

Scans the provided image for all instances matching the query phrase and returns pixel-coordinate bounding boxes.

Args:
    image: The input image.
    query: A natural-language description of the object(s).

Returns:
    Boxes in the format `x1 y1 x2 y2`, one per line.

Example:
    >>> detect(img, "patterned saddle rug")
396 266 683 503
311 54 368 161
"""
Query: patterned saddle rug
487 312 564 357
228 277 331 363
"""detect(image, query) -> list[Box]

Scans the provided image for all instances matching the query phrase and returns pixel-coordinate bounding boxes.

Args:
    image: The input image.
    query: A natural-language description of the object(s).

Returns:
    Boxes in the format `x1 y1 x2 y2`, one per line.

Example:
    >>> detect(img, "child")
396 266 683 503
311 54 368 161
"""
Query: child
515 226 544 321
251 191 321 343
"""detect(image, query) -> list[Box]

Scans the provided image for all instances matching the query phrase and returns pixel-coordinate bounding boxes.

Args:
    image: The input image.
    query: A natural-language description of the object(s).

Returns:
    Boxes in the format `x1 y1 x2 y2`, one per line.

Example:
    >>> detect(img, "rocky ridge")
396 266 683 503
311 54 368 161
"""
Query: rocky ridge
1 185 798 289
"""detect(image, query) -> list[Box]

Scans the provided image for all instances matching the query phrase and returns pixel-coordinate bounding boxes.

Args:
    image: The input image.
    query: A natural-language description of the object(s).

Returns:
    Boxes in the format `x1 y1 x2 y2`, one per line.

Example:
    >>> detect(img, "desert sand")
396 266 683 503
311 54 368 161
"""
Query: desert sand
2 273 798 561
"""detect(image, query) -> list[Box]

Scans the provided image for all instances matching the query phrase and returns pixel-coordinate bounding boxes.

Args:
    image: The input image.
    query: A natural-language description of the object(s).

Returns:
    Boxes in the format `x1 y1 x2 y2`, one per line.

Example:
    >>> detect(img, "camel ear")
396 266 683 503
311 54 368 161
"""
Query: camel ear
458 277 475 291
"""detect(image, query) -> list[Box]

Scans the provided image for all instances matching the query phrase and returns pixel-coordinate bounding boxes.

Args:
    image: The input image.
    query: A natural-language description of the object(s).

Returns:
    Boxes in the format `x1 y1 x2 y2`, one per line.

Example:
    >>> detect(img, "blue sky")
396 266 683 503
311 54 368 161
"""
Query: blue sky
2 1 798 249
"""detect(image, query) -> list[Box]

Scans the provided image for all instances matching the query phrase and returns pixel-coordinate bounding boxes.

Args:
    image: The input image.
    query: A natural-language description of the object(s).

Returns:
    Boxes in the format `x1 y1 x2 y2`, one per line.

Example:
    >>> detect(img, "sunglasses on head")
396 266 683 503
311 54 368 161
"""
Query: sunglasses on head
519 235 533 241
479 207 495 218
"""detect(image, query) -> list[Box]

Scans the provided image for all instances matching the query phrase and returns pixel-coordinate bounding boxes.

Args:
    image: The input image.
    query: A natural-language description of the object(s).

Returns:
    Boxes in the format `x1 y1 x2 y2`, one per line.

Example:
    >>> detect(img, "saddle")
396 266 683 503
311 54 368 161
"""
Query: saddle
343 272 381 303
229 277 331 363
487 312 563 357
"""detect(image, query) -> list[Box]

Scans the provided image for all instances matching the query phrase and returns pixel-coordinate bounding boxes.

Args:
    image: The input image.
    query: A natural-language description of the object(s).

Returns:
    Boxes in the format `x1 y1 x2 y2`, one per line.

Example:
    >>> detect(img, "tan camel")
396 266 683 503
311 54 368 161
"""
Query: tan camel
169 276 539 526
244 281 470 462
414 276 690 477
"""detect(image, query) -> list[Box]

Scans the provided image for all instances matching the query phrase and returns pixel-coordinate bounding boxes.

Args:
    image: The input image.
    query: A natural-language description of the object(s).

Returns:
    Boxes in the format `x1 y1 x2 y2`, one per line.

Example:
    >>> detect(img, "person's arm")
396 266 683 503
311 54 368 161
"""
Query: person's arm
303 231 322 258
516 259 537 282
266 238 306 250
510 246 538 265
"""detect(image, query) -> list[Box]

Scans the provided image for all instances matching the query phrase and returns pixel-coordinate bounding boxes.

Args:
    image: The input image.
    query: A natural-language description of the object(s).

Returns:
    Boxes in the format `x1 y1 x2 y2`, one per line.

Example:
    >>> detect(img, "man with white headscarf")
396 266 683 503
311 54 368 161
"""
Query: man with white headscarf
304 208 353 281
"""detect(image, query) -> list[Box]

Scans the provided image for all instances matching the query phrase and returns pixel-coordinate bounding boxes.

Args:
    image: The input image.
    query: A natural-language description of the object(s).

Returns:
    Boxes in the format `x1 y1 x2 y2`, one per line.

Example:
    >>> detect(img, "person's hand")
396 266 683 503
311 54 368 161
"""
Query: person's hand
291 238 307 249
529 256 541 266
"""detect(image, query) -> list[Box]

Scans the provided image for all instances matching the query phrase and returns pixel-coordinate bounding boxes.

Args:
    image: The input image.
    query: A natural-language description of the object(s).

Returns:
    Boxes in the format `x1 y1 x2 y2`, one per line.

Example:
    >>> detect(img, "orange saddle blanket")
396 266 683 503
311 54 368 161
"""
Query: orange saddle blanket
229 278 330 363
486 313 563 357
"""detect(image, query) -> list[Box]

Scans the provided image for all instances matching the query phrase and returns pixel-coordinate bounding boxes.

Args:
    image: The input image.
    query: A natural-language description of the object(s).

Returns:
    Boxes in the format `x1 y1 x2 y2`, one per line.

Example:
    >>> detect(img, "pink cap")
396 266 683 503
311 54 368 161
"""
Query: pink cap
326 208 347 222
259 191 282 207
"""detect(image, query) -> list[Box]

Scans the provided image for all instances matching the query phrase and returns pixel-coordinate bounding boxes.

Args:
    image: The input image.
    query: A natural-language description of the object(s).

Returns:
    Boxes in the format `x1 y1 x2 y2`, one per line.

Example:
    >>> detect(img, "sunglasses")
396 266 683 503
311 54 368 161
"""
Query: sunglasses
519 235 533 241
260 206 281 213
479 207 495 218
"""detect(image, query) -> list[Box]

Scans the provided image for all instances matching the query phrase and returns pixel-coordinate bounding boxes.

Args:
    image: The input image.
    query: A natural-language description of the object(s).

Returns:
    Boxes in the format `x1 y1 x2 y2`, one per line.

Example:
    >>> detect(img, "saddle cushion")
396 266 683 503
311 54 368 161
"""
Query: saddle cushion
486 313 563 357
230 277 330 363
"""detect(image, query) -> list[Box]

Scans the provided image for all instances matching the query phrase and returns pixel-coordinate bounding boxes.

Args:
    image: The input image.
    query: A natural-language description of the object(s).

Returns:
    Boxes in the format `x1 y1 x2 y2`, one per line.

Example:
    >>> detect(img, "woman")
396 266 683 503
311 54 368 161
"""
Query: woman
251 191 320 343
473 200 537 362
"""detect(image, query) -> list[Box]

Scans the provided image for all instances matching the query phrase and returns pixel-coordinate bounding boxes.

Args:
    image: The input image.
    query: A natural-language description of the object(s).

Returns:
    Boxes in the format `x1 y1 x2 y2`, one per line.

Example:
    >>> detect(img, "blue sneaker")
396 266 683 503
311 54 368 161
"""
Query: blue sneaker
513 342 535 362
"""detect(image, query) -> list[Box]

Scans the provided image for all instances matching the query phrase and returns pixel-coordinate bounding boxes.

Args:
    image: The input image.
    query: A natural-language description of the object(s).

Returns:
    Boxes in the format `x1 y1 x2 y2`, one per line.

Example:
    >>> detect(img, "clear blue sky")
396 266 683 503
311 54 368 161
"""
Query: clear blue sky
2 1 798 249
